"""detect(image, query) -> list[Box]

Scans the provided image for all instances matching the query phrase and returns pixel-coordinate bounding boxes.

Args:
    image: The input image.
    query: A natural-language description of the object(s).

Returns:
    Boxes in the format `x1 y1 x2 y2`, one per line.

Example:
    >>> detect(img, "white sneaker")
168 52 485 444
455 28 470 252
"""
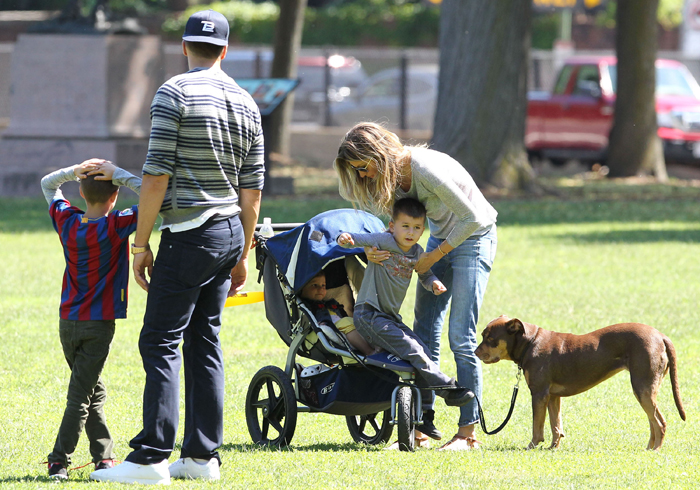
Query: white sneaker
169 457 220 480
89 460 171 485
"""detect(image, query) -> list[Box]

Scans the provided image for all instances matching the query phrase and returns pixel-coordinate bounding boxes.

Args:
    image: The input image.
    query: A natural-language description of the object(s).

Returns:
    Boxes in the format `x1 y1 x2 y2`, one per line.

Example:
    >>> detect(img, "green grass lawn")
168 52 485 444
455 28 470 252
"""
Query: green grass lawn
0 191 698 489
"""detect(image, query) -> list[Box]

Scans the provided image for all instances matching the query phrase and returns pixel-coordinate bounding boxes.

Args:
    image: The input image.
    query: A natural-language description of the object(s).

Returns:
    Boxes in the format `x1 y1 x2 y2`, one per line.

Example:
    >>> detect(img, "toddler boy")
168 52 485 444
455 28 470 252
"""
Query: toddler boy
41 159 141 479
337 198 473 407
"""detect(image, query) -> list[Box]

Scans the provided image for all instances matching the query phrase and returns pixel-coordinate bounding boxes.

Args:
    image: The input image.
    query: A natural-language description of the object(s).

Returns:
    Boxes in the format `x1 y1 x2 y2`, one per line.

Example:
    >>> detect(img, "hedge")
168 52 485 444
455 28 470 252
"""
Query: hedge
162 1 560 49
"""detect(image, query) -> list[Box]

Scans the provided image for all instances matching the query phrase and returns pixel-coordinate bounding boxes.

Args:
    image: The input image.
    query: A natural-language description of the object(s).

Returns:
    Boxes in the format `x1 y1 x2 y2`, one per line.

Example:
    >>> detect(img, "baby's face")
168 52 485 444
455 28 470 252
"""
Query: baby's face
301 276 327 301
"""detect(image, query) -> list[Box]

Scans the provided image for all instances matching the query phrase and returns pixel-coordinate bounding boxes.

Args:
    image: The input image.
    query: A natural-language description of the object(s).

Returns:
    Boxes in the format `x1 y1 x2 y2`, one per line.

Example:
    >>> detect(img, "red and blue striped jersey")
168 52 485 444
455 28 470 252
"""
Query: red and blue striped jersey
50 199 139 320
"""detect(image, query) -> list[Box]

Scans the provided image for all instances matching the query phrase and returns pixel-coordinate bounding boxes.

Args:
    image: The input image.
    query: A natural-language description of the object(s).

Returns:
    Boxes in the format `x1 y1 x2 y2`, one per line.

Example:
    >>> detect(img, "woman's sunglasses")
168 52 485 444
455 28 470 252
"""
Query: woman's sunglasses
351 161 371 173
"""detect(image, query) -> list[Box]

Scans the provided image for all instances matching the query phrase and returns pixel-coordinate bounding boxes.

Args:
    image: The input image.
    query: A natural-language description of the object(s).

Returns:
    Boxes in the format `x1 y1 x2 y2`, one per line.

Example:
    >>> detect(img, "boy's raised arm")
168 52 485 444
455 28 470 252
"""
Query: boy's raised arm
40 166 78 204
90 161 142 195
111 167 142 195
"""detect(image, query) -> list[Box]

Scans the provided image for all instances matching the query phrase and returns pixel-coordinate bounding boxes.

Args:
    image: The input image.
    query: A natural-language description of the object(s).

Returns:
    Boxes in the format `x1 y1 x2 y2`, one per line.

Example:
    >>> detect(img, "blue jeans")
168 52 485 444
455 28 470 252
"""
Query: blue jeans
127 215 244 465
413 227 497 427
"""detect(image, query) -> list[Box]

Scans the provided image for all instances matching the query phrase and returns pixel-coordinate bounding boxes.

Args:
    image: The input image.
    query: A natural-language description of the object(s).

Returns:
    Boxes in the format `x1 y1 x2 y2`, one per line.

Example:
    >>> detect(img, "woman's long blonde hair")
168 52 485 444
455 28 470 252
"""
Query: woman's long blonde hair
333 122 409 216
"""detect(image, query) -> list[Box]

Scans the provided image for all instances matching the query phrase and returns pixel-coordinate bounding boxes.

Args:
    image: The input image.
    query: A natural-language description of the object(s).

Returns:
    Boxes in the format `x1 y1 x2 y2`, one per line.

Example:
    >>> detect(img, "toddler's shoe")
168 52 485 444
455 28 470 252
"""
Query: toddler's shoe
169 457 220 481
95 459 116 470
90 460 170 485
48 462 68 480
435 384 475 407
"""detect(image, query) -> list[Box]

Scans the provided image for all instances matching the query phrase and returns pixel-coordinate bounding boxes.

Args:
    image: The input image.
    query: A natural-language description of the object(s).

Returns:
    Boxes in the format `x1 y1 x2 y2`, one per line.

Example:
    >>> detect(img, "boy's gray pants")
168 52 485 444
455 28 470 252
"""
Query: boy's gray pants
353 303 455 395
48 319 115 466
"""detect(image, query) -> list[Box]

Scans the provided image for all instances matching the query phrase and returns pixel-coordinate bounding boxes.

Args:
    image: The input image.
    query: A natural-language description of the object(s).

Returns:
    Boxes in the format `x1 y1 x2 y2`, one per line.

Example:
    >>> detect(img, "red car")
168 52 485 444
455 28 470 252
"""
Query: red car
526 56 700 165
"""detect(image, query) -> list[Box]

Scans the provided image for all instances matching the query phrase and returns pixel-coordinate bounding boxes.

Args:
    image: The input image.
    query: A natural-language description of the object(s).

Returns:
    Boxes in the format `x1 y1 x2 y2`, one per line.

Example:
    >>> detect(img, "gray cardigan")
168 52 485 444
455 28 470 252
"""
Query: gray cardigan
396 147 497 247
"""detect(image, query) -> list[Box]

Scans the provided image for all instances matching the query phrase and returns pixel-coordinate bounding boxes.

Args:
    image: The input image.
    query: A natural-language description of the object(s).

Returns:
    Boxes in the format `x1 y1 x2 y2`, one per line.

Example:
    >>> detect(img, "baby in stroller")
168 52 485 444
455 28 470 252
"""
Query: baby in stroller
299 269 376 356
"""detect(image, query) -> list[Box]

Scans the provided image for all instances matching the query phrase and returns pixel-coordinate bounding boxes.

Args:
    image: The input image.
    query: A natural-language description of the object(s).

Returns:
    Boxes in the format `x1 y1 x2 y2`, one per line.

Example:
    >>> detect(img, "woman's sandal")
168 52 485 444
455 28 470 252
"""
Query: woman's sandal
437 434 482 451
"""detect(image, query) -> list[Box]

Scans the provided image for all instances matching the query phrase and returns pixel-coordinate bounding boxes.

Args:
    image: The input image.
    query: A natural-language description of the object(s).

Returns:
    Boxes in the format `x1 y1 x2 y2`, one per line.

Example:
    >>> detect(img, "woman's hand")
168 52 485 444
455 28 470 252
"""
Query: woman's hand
364 246 390 265
415 250 441 274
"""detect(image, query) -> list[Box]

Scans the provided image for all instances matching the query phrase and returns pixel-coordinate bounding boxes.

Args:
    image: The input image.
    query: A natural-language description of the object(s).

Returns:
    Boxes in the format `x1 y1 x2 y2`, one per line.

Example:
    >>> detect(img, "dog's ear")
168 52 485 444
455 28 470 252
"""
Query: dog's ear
505 319 525 335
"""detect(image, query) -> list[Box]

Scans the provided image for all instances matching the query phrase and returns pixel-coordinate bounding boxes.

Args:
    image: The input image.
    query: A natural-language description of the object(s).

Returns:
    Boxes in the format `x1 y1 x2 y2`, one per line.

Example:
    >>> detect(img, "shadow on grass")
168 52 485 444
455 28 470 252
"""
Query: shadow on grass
0 476 58 484
495 199 700 226
5 194 700 234
220 442 384 453
556 227 700 243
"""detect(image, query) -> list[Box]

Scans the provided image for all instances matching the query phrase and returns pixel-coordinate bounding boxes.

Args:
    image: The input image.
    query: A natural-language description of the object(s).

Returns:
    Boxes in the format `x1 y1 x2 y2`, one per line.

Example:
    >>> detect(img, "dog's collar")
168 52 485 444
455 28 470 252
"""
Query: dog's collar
510 326 539 367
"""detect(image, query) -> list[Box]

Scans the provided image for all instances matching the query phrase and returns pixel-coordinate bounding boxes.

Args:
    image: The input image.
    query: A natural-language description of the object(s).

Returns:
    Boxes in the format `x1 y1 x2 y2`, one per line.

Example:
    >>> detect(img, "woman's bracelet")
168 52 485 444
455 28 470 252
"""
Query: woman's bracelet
437 243 448 256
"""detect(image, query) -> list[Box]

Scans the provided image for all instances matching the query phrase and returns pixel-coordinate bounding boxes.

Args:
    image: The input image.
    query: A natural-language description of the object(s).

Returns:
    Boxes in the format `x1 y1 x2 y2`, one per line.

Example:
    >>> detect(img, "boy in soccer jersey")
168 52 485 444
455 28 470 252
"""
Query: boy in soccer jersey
41 159 141 480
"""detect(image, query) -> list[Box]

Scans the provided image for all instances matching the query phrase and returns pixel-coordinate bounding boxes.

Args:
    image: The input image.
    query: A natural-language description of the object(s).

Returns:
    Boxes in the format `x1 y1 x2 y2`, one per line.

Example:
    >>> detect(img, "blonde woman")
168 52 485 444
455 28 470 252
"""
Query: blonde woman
334 122 497 451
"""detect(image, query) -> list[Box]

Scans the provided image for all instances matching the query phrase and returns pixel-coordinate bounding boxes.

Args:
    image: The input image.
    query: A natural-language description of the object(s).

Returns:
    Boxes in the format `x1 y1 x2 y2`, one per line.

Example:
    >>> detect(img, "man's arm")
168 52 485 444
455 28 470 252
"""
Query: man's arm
132 174 169 292
229 188 262 295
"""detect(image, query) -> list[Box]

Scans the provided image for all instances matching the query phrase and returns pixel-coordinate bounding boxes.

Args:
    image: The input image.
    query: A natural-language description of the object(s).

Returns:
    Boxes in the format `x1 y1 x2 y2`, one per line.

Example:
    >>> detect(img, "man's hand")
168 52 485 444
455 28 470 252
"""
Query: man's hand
133 249 154 292
432 280 447 295
228 258 248 296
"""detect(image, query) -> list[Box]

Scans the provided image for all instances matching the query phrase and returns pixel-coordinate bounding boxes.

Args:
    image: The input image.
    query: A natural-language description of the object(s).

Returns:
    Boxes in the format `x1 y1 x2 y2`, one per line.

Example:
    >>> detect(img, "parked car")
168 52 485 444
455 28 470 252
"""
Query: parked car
526 56 700 165
329 64 439 131
221 51 368 123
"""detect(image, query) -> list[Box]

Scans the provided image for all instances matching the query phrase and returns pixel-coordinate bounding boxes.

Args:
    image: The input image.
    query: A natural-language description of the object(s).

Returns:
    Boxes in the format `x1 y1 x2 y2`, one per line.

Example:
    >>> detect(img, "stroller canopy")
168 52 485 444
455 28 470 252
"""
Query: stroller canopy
264 208 386 292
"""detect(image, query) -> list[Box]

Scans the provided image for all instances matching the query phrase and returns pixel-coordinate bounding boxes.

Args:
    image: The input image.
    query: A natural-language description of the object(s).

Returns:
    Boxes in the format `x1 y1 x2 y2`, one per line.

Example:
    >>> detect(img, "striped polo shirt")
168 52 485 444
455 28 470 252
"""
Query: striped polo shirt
50 200 139 320
143 67 265 229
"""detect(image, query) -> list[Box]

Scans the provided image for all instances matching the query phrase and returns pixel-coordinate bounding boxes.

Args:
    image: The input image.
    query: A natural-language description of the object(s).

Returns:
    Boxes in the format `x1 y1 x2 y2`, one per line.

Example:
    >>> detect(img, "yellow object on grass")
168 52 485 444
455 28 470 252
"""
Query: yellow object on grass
225 291 265 307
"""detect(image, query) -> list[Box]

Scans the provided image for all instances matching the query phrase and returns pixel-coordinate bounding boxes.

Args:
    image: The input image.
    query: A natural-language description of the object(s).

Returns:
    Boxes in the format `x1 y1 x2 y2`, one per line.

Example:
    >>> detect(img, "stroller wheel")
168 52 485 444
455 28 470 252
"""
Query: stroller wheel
346 409 393 445
245 365 298 448
397 386 415 452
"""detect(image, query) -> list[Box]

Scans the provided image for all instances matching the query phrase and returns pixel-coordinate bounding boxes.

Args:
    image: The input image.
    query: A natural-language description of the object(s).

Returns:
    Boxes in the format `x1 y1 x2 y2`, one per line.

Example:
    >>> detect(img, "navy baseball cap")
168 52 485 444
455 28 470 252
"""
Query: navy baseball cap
182 9 230 46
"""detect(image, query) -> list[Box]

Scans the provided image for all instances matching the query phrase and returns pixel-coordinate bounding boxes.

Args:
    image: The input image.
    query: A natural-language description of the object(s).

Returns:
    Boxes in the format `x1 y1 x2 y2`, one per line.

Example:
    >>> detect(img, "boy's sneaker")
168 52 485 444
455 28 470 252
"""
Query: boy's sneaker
435 386 475 407
48 462 68 480
414 409 443 440
89 460 170 485
169 457 220 481
95 459 116 471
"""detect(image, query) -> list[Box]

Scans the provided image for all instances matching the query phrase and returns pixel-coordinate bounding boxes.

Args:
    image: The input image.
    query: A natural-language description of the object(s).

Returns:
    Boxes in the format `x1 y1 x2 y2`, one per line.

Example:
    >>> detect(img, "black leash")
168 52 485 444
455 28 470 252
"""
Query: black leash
475 367 522 435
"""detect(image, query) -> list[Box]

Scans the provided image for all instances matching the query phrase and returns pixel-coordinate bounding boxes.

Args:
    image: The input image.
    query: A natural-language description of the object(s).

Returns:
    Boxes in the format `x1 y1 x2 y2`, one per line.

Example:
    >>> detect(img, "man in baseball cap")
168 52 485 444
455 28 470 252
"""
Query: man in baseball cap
90 6 264 486
182 9 230 46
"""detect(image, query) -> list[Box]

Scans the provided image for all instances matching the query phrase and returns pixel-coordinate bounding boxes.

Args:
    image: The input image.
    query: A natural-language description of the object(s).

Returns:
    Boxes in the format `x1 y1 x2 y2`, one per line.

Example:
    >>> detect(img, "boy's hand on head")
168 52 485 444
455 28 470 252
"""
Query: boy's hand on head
89 161 117 181
74 158 106 179
337 233 355 246
432 280 447 295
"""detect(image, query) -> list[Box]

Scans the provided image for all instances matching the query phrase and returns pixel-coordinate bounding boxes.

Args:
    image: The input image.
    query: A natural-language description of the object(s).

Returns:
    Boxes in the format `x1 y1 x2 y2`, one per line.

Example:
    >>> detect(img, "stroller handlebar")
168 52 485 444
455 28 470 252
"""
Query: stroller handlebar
255 223 304 233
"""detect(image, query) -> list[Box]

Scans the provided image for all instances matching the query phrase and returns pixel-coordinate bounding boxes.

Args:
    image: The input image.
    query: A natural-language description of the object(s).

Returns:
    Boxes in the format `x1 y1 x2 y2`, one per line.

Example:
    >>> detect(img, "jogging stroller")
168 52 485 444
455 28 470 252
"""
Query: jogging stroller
245 209 425 452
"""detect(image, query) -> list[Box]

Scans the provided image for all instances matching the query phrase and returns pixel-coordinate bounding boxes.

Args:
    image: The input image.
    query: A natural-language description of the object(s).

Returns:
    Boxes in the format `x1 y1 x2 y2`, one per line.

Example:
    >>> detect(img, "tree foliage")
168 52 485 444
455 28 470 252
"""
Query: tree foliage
162 0 439 46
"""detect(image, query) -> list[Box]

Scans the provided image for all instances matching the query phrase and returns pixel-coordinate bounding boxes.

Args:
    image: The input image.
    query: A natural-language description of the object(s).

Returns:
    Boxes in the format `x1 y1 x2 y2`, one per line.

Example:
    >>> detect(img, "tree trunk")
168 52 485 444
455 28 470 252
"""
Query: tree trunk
607 0 667 180
432 0 534 189
268 0 308 157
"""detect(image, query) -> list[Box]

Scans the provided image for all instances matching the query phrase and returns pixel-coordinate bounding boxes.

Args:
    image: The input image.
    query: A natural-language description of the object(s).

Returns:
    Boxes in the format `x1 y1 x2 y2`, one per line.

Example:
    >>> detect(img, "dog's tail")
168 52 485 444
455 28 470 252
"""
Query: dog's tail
664 337 686 421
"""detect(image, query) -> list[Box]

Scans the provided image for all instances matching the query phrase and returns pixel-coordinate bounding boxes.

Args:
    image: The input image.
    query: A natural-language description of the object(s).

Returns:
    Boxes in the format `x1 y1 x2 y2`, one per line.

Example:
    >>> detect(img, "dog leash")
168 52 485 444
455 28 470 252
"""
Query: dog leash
475 366 522 435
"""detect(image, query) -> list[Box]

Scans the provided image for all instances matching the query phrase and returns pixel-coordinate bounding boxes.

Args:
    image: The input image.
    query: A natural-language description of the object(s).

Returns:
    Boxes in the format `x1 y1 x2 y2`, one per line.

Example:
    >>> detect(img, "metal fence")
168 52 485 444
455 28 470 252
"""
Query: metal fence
5 43 700 133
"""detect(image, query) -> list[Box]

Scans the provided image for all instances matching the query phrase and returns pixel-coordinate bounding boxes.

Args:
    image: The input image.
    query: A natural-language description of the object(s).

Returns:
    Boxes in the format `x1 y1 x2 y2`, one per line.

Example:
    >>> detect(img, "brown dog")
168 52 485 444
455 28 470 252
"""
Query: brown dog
475 315 686 450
